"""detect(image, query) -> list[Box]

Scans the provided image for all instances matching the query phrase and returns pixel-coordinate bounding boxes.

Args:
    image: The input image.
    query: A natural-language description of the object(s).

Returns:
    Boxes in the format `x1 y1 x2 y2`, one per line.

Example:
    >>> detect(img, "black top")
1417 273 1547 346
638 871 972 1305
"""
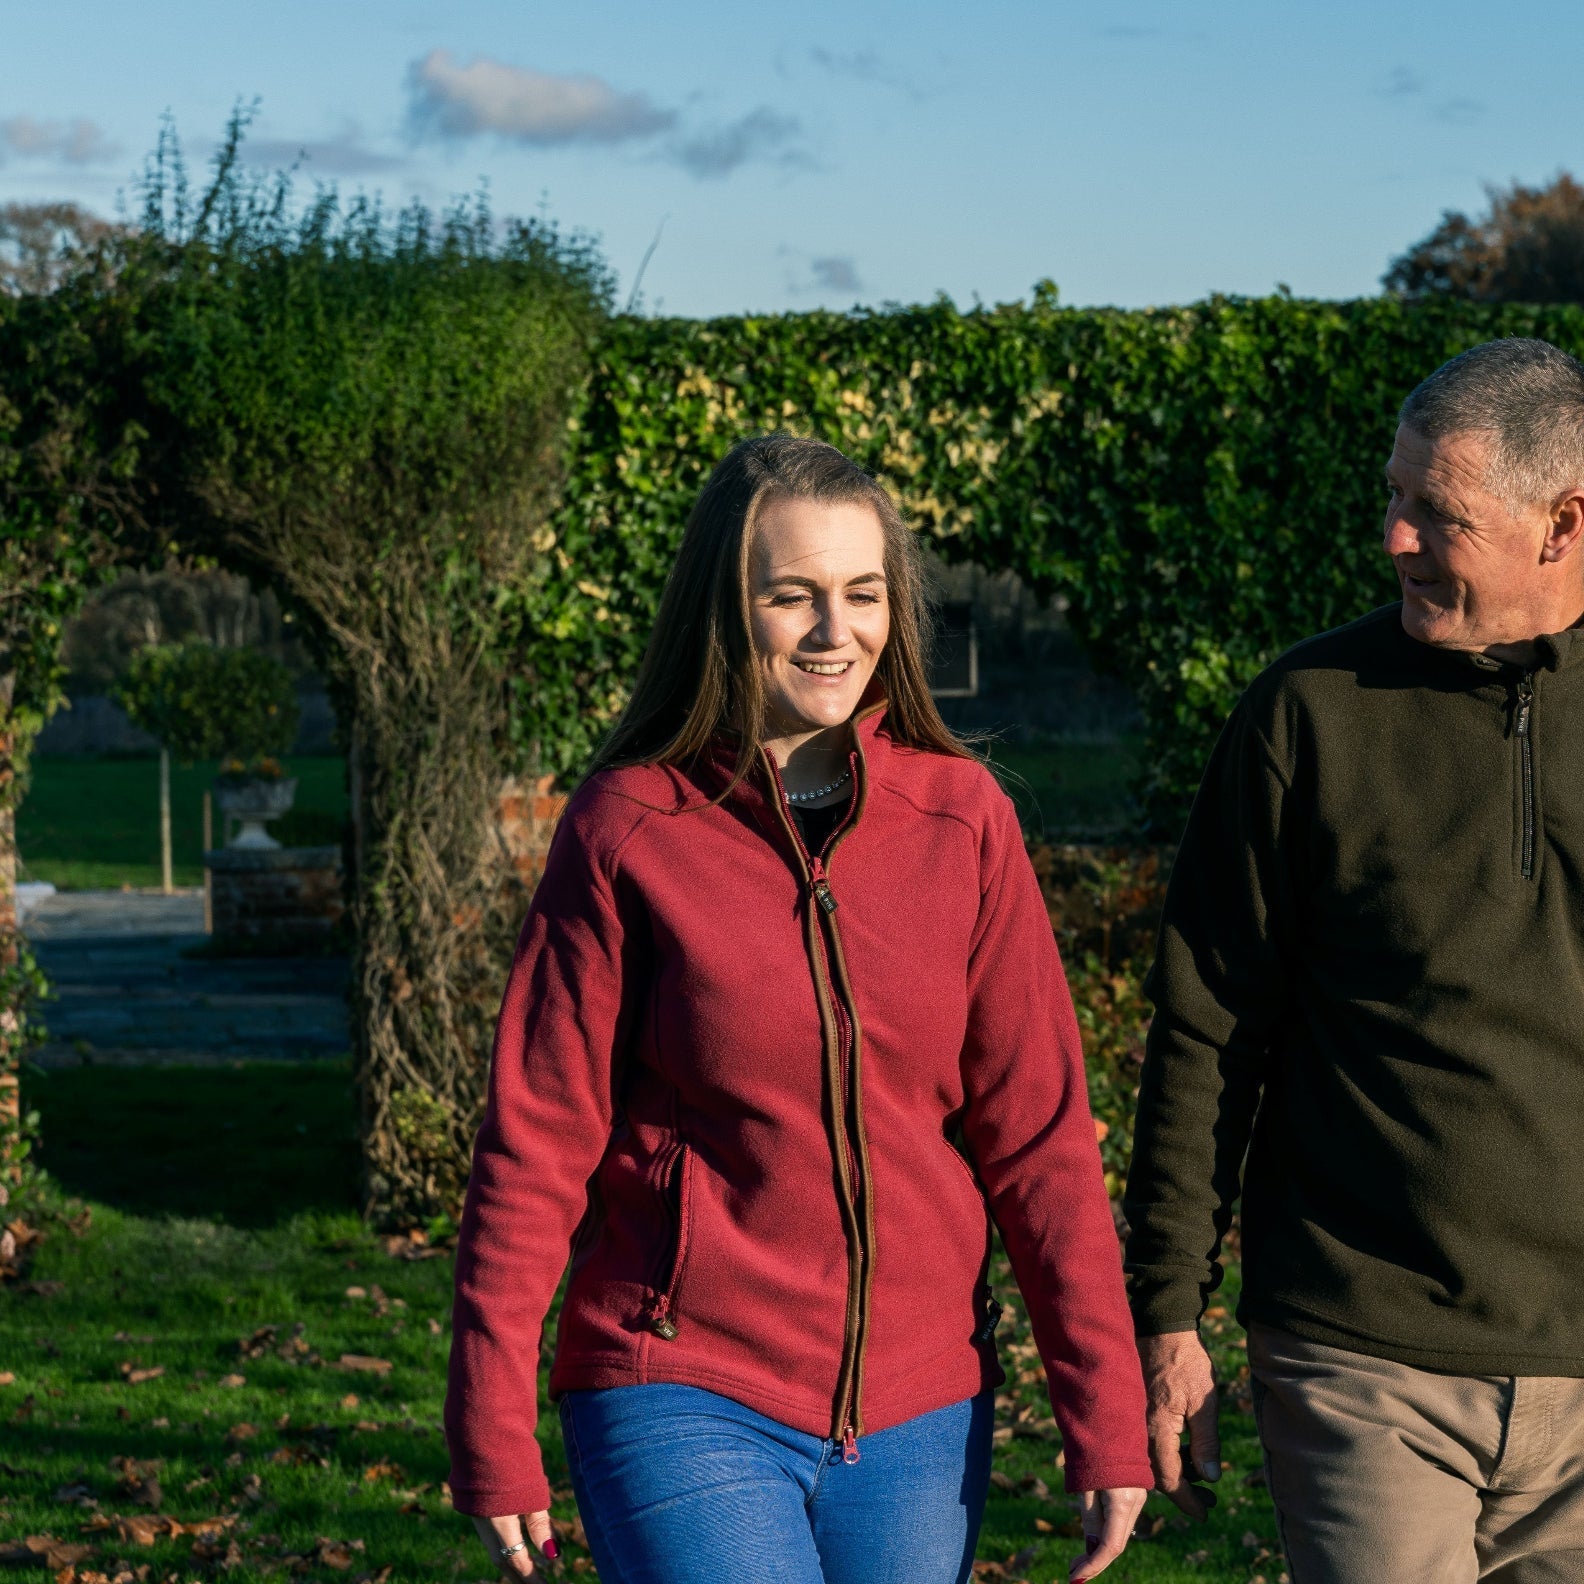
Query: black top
1124 604 1584 1374
791 800 845 858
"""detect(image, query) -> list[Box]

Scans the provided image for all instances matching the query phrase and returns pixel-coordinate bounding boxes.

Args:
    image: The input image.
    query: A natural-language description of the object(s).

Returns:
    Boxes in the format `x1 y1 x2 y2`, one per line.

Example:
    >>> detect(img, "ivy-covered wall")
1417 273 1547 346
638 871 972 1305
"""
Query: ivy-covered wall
515 293 1584 826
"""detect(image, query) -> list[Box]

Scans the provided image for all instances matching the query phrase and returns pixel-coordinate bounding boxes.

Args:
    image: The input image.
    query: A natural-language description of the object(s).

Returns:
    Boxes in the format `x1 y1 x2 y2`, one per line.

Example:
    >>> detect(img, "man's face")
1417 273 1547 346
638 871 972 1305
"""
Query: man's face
1383 425 1556 652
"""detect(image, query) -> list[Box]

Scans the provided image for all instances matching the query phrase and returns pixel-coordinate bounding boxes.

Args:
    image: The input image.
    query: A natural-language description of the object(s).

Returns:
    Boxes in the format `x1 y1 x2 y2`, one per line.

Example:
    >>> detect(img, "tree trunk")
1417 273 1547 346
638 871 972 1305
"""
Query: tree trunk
159 747 172 895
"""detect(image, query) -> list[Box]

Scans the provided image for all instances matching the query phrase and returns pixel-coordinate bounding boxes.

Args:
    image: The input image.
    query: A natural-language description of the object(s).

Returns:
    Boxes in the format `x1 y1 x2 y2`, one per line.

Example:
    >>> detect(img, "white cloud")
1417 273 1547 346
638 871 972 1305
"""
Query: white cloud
0 115 118 166
673 108 806 179
407 50 674 145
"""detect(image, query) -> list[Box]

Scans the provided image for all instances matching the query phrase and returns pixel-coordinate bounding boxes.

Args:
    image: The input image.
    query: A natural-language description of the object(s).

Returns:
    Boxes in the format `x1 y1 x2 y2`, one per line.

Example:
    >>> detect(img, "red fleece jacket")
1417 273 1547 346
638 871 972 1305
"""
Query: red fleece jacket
445 709 1152 1515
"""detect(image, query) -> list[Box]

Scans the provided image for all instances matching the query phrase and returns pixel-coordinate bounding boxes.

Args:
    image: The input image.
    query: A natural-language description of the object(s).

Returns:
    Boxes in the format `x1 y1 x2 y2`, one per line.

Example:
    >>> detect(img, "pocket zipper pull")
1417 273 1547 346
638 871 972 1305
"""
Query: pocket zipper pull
647 1295 678 1341
840 1425 860 1465
974 1298 1004 1345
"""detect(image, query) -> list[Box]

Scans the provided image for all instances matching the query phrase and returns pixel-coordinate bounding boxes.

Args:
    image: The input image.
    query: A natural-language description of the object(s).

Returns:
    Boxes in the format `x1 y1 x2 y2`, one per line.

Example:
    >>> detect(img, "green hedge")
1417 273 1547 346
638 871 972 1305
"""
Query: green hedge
516 293 1584 828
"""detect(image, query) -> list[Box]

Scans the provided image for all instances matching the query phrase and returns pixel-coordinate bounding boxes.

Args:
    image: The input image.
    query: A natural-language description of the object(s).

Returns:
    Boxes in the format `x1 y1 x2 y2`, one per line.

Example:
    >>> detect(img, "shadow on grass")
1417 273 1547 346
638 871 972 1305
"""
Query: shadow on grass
24 1060 360 1227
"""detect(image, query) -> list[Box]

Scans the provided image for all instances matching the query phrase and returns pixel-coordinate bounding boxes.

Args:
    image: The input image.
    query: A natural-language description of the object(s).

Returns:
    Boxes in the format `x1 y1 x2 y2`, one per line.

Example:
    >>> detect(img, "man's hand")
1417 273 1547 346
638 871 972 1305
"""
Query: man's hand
1138 1330 1221 1520
471 1511 558 1577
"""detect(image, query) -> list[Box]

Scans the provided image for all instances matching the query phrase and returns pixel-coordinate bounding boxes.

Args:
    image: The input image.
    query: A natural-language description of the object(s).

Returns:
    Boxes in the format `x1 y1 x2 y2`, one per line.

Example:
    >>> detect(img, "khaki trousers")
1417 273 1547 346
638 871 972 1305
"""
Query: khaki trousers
1248 1323 1584 1583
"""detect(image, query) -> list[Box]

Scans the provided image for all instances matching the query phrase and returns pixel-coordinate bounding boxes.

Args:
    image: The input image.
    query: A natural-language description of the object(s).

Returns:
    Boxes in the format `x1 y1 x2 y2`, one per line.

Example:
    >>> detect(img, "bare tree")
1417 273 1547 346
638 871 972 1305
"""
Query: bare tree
1383 175 1584 304
0 201 119 295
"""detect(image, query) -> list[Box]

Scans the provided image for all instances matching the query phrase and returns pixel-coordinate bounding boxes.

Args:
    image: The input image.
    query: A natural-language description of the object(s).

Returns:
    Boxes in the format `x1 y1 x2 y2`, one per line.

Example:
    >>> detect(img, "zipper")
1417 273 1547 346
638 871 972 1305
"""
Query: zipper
762 733 876 1454
646 1142 694 1341
1516 675 1535 881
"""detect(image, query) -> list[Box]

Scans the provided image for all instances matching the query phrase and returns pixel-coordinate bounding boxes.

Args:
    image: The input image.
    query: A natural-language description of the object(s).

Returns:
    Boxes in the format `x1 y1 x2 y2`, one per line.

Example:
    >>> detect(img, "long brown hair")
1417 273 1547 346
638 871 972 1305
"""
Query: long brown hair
585 432 975 782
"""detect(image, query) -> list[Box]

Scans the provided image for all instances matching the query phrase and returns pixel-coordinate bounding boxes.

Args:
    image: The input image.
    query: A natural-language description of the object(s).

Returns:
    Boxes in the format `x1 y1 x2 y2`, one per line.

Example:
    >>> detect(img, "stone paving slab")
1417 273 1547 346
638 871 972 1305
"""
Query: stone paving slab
22 889 349 1067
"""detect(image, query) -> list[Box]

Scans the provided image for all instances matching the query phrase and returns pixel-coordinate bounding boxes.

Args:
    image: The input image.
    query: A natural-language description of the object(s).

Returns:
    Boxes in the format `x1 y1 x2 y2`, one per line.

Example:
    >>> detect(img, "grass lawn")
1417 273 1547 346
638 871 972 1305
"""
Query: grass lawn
17 757 348 892
2 1062 1278 1583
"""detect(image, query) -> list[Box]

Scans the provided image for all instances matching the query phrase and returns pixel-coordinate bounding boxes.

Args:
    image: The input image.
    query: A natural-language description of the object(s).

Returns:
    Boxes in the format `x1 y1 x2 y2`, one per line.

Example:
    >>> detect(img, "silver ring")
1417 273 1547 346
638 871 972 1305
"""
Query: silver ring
498 1541 528 1558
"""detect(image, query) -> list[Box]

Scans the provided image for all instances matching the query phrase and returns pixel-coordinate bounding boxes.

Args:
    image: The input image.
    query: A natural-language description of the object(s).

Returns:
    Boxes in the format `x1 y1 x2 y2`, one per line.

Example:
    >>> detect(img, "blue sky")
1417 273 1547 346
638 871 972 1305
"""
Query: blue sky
4 1 1581 316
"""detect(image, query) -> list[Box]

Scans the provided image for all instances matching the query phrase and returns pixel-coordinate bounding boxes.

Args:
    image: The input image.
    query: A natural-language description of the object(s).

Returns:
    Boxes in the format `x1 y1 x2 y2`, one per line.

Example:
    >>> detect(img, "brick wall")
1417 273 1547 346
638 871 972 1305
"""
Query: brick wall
494 775 569 890
206 845 344 946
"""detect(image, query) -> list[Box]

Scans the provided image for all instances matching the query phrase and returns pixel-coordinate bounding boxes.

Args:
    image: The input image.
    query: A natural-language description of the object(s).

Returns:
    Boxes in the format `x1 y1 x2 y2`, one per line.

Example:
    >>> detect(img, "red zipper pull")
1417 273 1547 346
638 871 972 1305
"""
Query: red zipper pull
840 1425 860 1465
647 1294 678 1341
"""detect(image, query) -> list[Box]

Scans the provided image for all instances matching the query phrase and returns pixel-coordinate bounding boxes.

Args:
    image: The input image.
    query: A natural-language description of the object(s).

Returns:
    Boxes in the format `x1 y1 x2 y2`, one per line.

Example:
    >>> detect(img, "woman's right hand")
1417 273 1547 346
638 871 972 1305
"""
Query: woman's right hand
471 1511 558 1577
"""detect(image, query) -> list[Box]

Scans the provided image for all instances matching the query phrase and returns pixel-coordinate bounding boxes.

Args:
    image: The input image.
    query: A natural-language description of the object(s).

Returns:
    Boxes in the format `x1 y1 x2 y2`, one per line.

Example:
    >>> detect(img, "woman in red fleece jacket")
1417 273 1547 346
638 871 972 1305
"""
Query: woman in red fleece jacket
447 434 1151 1583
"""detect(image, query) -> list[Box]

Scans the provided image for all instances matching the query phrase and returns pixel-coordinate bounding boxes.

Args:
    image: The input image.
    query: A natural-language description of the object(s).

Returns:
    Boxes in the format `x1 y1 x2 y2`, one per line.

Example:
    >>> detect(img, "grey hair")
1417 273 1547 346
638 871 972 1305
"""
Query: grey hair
1399 337 1584 509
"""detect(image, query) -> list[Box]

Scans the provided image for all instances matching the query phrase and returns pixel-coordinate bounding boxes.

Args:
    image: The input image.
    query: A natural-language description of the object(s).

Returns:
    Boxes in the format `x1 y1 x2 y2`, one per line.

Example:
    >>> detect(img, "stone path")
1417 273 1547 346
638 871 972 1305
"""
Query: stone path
22 890 350 1067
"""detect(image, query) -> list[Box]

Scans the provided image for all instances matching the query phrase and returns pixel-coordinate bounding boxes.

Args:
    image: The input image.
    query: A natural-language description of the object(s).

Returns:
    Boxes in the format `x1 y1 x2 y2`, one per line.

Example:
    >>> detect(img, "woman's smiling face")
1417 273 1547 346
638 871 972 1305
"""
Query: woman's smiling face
748 494 890 741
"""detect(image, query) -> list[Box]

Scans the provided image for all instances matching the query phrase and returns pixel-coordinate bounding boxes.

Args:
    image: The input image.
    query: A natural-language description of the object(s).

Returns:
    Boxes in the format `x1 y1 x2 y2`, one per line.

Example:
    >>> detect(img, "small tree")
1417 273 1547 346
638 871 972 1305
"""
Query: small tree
113 640 298 888
1384 174 1584 303
115 639 297 764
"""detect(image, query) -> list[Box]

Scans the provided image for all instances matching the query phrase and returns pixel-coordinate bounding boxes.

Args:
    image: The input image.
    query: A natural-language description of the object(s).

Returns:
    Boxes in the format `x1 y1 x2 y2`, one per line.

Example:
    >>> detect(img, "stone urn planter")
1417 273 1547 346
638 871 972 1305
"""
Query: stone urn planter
214 775 299 849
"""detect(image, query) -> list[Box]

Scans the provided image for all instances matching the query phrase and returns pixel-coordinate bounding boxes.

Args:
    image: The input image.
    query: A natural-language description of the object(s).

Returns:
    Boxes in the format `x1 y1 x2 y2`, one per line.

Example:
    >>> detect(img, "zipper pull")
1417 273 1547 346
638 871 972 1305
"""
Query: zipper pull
647 1295 678 1341
1517 679 1534 737
973 1298 1004 1345
808 856 838 914
840 1425 860 1465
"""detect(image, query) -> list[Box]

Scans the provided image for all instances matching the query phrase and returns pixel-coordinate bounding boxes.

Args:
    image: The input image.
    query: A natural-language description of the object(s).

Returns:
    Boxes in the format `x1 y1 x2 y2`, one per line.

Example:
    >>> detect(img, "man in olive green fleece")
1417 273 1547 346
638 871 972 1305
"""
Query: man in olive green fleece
1124 337 1584 1582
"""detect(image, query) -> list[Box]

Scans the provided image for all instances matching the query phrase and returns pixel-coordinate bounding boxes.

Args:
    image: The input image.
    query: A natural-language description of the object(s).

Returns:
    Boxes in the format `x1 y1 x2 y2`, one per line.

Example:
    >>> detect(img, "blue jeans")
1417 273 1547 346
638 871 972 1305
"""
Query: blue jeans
559 1384 994 1584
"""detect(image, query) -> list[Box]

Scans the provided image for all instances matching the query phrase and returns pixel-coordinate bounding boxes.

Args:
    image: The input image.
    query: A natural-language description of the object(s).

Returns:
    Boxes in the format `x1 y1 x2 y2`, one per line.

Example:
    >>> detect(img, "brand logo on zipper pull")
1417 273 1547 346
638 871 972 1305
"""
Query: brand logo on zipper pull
808 858 838 914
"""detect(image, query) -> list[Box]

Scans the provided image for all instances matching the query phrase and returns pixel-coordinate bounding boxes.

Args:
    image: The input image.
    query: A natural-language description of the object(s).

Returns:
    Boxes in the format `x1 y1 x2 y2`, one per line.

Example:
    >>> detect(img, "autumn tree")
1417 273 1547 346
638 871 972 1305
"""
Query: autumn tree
1384 175 1584 303
0 202 119 296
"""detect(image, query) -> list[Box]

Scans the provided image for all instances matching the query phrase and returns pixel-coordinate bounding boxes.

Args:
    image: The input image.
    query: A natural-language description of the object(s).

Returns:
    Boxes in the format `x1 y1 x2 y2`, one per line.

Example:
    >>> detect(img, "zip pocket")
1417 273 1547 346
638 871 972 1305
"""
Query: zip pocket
646 1143 695 1341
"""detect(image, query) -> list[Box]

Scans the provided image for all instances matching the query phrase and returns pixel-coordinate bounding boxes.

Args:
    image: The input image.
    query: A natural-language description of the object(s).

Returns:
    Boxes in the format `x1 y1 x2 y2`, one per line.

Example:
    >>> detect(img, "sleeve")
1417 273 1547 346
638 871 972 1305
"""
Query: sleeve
1122 697 1299 1336
444 798 644 1517
958 791 1154 1495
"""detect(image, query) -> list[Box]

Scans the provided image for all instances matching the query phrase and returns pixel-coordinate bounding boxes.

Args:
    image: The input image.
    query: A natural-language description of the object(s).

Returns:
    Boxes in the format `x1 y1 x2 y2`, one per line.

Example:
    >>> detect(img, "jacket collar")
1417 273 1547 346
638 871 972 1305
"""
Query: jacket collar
1397 605 1584 679
697 701 891 820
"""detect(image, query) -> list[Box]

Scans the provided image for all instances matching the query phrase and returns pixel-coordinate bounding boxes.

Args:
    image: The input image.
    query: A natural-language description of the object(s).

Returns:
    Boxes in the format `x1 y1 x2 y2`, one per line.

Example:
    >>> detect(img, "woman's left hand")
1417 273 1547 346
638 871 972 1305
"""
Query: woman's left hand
1070 1486 1149 1579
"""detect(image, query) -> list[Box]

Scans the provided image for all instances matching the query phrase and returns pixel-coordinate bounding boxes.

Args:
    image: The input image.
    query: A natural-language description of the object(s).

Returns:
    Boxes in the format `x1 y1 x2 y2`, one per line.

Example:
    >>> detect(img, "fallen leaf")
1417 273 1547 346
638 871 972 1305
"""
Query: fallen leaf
237 1326 277 1360
344 1286 367 1300
339 1394 360 1409
217 1373 246 1389
361 1462 404 1484
0 1536 93 1570
108 1457 162 1510
0 1372 13 1387
226 1423 258 1443
336 1355 392 1376
117 1364 164 1386
114 1514 181 1546
1033 1518 1054 1534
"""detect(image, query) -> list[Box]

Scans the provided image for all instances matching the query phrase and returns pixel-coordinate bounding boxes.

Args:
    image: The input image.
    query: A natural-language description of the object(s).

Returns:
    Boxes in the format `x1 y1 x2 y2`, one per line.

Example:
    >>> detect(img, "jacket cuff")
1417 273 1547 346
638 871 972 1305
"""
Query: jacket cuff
1126 1274 1209 1337
447 1468 553 1520
1061 1457 1156 1495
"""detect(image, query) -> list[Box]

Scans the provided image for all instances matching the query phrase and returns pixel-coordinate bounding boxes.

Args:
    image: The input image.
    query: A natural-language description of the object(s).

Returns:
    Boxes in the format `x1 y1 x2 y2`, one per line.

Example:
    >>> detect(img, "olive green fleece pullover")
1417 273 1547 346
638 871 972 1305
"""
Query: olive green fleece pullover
1124 603 1584 1373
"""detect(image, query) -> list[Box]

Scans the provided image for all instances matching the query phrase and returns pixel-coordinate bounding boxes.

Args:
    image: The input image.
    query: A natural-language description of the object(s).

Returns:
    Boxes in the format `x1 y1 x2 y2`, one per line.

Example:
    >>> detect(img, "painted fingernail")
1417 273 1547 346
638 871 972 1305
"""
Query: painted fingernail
1199 1459 1222 1482
542 1538 560 1561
